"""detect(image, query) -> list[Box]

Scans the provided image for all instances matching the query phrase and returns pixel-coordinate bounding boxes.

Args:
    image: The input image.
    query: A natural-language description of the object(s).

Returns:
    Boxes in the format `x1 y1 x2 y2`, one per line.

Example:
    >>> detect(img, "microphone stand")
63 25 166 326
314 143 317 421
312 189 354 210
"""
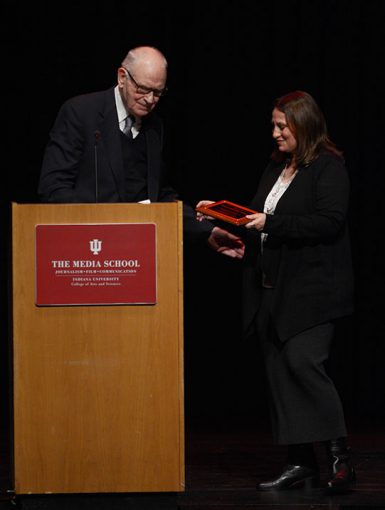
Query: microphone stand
94 130 101 203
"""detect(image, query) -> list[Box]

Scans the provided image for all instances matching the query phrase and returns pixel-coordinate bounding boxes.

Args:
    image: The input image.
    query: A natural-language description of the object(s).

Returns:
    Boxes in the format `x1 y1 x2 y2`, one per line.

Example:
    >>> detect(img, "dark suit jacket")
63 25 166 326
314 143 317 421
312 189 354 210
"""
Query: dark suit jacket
38 87 213 239
242 152 354 342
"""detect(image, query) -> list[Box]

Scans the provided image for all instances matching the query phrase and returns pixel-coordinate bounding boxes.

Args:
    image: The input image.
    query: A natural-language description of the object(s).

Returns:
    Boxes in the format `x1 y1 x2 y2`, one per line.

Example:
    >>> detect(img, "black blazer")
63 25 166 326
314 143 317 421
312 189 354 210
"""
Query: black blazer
38 87 213 239
242 152 354 342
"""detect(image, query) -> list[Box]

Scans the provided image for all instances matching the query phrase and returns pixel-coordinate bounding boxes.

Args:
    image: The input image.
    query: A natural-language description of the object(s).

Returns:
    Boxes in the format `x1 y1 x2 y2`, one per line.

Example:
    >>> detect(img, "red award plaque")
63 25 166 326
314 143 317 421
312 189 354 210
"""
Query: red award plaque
196 200 257 226
35 223 156 306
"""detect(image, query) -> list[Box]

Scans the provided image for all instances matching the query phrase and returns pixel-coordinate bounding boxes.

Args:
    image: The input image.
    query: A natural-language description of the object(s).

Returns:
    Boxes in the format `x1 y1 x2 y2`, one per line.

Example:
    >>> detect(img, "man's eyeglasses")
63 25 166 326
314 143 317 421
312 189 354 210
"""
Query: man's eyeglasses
123 68 167 98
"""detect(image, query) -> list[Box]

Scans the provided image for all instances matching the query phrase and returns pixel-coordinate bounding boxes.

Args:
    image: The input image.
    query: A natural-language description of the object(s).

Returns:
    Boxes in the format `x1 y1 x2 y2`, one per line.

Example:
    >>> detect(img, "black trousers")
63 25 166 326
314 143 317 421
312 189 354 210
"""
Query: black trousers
257 288 347 445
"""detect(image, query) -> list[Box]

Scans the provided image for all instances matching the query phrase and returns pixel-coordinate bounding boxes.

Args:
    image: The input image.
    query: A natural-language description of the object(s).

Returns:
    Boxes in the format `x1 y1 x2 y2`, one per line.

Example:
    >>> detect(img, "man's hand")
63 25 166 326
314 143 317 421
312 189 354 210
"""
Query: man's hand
207 226 245 259
196 200 216 221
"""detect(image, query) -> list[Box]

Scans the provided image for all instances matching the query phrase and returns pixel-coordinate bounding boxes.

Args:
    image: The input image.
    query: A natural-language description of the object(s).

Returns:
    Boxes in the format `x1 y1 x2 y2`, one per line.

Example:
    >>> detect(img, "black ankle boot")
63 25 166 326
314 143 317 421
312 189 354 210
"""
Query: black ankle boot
257 464 320 491
325 437 356 493
257 444 319 491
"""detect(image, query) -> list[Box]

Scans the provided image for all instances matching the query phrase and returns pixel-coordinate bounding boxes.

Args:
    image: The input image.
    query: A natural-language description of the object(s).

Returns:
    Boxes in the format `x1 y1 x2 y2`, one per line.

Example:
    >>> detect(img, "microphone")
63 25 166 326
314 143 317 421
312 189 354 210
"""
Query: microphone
94 130 101 203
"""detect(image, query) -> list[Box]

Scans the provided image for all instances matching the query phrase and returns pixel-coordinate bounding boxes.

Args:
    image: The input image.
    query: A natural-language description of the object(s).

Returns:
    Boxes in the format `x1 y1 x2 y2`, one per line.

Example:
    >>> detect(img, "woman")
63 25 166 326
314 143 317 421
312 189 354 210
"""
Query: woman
198 91 355 492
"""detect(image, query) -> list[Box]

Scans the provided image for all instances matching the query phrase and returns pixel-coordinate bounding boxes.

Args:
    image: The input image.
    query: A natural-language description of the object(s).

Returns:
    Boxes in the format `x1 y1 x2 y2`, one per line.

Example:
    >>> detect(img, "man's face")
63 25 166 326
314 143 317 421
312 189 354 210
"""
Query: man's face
118 64 167 118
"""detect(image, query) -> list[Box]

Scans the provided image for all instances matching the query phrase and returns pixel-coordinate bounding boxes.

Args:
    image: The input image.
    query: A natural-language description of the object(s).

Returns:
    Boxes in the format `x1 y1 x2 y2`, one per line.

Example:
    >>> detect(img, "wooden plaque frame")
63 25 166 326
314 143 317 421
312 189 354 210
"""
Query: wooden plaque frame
196 200 257 226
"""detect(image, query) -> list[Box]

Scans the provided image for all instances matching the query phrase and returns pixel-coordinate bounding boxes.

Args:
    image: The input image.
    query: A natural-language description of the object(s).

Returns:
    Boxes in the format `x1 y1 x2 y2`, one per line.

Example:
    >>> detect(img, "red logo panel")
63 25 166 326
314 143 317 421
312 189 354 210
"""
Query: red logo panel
35 224 156 305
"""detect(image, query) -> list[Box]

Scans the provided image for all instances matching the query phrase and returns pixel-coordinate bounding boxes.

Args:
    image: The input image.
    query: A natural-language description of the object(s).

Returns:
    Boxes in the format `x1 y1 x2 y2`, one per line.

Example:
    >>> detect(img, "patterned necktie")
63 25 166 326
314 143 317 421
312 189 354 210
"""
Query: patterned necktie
123 115 135 139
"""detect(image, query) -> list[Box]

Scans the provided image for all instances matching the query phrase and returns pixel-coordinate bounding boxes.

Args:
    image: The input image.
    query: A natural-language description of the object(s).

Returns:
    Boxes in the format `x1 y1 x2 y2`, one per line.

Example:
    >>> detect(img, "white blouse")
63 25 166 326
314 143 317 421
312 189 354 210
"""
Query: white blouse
261 167 297 246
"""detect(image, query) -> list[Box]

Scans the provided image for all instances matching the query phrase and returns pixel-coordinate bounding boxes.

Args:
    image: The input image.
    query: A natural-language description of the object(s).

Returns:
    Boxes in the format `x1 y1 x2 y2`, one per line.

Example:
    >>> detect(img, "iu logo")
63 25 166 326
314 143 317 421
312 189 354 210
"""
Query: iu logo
90 239 102 255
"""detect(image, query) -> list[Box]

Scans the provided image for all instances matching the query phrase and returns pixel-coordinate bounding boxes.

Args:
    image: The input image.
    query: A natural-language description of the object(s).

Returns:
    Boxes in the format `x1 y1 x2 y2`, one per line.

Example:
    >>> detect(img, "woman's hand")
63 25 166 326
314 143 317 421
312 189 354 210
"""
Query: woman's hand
245 212 266 231
196 200 216 221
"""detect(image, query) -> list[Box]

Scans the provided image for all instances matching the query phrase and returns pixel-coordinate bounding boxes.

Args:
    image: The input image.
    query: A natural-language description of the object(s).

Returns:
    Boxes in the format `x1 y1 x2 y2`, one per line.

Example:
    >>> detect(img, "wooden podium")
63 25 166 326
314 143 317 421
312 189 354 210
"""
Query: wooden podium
12 202 184 494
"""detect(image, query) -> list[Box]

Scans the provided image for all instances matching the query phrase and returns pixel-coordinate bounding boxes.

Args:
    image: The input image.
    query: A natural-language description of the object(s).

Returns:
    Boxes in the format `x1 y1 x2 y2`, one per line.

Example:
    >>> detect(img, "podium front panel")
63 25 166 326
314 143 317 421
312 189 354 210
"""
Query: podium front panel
12 202 184 494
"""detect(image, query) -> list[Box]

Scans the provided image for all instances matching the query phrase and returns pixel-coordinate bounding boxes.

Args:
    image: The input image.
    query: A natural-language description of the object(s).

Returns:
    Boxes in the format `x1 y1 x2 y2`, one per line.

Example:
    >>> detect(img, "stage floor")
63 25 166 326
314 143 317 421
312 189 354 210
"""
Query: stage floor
1 415 384 509
179 415 385 509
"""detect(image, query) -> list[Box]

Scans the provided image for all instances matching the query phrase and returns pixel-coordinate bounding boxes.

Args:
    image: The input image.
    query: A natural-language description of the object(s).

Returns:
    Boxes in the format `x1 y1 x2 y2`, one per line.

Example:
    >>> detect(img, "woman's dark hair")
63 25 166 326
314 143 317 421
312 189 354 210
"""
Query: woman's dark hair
271 90 343 166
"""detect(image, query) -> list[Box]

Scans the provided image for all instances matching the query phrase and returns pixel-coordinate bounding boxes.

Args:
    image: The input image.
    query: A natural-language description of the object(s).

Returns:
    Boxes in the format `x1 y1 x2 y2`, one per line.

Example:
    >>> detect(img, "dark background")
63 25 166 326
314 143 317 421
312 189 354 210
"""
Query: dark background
1 0 384 446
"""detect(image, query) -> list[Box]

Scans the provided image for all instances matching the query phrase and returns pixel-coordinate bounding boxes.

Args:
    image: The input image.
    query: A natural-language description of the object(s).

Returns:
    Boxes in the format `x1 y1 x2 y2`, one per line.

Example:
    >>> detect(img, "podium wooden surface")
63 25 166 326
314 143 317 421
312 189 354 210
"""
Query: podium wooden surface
12 202 184 494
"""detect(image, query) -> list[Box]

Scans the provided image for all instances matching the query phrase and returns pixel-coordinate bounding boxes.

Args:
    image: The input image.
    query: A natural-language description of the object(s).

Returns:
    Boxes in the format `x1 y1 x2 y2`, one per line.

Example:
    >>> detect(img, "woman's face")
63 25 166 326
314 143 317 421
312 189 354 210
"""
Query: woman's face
271 108 297 154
